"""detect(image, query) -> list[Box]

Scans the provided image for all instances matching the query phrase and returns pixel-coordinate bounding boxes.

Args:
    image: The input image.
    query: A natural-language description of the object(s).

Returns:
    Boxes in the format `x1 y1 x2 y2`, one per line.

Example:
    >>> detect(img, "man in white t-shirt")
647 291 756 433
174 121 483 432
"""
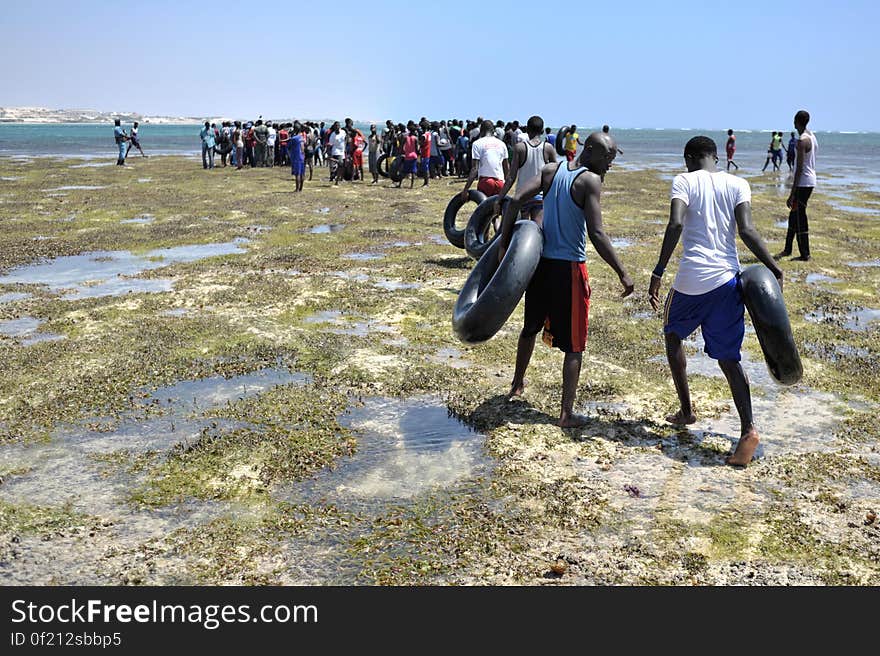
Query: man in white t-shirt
328 122 347 185
266 122 276 168
459 119 510 200
648 136 783 467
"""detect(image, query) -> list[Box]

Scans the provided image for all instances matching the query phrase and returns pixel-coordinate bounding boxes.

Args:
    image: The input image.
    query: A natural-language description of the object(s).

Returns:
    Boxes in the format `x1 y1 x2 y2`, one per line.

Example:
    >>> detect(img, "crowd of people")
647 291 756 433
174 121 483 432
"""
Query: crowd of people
110 109 820 467
191 116 598 191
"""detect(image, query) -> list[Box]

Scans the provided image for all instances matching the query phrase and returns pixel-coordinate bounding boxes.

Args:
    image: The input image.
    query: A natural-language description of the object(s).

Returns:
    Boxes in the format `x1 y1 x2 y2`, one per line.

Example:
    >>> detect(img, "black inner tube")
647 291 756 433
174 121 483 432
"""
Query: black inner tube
377 153 392 179
740 265 803 385
465 195 509 260
389 157 403 183
555 126 569 157
443 189 486 249
453 220 544 344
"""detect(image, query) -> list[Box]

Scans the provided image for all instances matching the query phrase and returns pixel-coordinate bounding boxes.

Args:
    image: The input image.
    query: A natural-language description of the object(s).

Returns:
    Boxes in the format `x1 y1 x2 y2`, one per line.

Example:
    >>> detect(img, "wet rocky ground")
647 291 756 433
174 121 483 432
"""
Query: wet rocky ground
0 157 877 585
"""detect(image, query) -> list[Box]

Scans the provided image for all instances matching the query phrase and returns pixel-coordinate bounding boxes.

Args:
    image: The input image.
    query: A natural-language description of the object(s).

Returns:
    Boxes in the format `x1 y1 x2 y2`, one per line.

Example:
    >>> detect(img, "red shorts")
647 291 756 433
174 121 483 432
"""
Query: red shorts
477 176 504 196
565 150 577 162
352 149 364 167
523 259 590 353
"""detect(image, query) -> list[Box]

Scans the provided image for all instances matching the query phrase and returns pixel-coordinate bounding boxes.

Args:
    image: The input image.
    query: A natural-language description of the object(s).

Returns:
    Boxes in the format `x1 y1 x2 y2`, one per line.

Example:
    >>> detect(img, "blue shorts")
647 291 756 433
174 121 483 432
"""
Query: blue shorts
420 158 431 173
663 275 744 361
403 158 418 174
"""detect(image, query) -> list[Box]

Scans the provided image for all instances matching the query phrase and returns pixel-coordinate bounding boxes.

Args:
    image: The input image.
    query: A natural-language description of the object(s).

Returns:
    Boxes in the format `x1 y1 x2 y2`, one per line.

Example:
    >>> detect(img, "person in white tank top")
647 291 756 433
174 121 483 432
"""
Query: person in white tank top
496 115 557 221
780 109 817 260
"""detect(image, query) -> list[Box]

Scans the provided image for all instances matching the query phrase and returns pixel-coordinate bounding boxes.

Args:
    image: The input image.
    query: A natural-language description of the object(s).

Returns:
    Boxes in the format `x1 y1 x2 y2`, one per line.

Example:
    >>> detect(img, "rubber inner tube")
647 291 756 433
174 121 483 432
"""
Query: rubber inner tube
213 143 232 156
464 195 509 260
389 157 403 183
555 126 569 157
452 220 544 344
377 153 391 179
739 264 803 385
443 189 486 248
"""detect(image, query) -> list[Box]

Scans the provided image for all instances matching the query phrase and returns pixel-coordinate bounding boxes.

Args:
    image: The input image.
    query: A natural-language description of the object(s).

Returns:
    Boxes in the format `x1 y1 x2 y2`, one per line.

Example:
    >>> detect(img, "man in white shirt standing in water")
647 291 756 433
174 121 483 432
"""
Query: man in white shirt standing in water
649 136 783 466
495 115 557 222
779 110 817 261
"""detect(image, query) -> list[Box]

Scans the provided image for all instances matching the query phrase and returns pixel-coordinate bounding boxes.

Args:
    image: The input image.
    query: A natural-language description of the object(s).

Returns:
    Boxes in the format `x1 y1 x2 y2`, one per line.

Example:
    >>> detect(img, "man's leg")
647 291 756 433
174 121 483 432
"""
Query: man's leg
202 143 208 169
794 187 812 260
558 352 590 427
717 359 758 465
508 334 537 400
664 332 696 424
509 271 544 400
779 204 797 257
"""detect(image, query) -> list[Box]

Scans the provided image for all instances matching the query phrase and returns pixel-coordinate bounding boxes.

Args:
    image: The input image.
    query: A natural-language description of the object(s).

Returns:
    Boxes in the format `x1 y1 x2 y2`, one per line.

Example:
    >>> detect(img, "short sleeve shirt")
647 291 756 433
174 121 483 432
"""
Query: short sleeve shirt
670 170 750 295
471 136 507 179
329 131 347 157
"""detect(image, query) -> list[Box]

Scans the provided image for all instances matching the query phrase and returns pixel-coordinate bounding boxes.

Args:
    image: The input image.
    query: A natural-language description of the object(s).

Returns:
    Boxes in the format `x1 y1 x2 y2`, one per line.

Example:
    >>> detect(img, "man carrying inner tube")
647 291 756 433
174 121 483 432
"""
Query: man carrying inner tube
495 115 557 222
459 119 509 201
563 124 583 162
647 136 783 467
497 132 634 428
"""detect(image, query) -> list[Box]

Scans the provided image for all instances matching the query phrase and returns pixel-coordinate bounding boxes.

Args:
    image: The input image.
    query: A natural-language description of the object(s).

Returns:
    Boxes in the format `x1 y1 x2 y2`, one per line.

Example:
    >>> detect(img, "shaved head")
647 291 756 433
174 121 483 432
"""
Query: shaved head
585 131 615 152
580 131 618 177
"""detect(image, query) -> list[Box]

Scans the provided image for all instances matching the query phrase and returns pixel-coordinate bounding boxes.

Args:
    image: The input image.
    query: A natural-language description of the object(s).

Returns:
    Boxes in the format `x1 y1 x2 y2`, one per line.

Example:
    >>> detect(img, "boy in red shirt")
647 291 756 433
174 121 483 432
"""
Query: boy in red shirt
419 129 432 187
352 130 365 181
396 130 419 189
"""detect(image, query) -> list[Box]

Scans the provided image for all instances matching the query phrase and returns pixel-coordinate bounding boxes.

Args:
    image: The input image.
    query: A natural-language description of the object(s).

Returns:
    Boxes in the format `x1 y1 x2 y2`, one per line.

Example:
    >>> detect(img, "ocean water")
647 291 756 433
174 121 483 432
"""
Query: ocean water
0 122 376 158
1 123 879 190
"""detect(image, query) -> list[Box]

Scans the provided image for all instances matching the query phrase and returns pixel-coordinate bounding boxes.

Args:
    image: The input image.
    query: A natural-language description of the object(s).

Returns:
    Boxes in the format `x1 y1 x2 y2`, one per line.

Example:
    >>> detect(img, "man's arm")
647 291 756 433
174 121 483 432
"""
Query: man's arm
788 136 808 207
544 142 558 163
735 202 784 288
648 199 686 310
497 168 545 261
497 143 524 201
580 175 633 296
460 146 480 199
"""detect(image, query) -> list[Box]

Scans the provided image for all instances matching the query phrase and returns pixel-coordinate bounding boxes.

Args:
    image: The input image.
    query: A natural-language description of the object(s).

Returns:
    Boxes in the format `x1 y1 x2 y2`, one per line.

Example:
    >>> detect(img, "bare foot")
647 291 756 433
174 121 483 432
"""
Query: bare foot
507 380 525 401
665 409 697 425
726 428 759 467
558 413 590 428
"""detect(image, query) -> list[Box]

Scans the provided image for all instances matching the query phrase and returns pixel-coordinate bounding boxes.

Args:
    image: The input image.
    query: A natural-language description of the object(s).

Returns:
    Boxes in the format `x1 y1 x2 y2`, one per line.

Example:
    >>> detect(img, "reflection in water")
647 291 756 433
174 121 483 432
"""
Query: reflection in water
285 396 488 512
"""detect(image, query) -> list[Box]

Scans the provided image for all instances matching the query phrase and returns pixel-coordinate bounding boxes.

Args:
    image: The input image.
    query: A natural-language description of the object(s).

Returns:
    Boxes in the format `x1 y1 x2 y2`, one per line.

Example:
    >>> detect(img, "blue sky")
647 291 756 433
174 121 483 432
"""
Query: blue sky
2 0 877 130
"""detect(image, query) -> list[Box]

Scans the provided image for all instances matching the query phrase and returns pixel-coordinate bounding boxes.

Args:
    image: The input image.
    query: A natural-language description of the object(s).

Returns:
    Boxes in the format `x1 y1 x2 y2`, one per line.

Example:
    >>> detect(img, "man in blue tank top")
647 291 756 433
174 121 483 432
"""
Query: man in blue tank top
498 132 634 427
